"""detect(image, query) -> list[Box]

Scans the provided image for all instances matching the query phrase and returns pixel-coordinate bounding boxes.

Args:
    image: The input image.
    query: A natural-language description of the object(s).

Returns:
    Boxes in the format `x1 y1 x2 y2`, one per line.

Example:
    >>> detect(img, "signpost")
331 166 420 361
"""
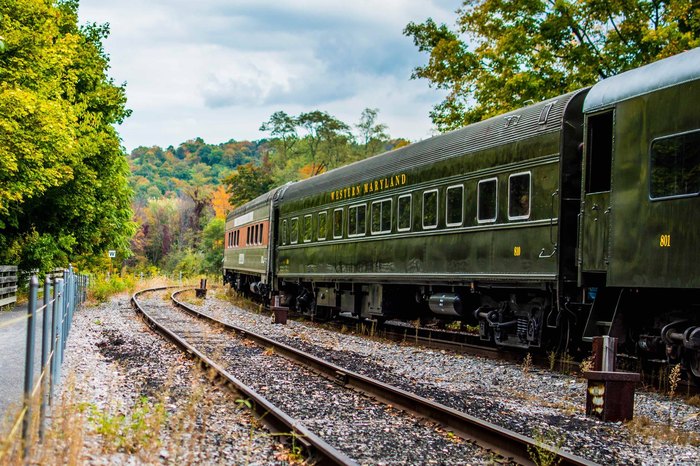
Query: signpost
108 250 116 277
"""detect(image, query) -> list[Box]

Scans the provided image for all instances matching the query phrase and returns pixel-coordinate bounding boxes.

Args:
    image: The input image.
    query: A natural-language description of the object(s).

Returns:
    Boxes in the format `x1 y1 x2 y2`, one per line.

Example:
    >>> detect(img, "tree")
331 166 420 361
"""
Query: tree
200 217 224 273
404 0 700 130
355 108 389 157
0 0 134 273
222 160 275 207
260 111 298 163
211 185 231 220
297 111 351 176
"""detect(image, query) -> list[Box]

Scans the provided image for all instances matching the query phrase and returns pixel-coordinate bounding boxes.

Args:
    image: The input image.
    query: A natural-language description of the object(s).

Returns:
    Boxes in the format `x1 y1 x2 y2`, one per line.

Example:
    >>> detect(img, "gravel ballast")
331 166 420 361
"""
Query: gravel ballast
186 289 700 465
41 288 700 465
136 292 496 465
51 293 287 465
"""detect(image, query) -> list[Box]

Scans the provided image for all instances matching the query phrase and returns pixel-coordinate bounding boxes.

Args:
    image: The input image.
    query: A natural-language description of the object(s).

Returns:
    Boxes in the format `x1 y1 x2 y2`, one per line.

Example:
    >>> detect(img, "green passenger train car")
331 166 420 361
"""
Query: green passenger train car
223 188 283 295
223 47 700 380
273 90 587 351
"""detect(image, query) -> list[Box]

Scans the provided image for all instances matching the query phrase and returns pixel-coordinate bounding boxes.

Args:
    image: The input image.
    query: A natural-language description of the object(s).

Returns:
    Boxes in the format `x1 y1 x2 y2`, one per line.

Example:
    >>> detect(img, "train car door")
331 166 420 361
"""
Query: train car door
579 110 614 282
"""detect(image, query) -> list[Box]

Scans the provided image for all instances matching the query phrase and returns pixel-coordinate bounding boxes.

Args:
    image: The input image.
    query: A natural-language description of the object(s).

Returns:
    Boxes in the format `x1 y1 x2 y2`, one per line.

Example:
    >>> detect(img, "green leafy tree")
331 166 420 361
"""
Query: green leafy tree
259 111 298 164
297 110 351 176
222 159 275 207
0 0 134 272
355 107 389 157
200 217 224 273
404 0 700 130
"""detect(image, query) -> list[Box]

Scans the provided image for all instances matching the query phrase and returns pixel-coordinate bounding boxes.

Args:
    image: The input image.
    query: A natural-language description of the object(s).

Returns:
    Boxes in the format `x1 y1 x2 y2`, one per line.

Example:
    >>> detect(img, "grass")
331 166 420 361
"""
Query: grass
626 415 700 446
528 427 565 466
0 366 284 465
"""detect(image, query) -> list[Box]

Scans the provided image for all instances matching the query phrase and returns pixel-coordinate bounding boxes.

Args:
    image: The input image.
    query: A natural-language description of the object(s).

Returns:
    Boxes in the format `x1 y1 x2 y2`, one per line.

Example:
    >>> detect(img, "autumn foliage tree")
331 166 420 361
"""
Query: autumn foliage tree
0 0 134 272
404 0 700 130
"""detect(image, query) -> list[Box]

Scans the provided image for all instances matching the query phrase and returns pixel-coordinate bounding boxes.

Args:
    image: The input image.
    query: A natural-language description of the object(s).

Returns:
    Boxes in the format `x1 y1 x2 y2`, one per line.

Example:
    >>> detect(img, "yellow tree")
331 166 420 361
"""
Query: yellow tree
211 185 231 219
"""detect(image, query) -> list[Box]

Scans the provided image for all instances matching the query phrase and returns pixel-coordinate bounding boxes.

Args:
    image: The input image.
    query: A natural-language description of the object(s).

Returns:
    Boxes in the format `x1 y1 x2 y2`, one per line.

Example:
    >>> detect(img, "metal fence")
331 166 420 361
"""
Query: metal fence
0 266 88 459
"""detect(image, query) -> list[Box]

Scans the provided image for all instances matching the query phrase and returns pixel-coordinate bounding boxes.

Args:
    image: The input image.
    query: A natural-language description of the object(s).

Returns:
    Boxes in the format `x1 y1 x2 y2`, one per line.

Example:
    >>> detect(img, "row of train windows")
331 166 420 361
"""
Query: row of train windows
227 223 264 248
281 172 531 245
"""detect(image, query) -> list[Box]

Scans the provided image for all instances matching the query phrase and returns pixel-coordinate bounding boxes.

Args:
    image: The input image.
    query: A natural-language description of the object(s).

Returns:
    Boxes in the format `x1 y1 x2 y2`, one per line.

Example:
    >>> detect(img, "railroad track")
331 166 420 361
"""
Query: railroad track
320 315 699 396
379 325 700 396
131 287 595 466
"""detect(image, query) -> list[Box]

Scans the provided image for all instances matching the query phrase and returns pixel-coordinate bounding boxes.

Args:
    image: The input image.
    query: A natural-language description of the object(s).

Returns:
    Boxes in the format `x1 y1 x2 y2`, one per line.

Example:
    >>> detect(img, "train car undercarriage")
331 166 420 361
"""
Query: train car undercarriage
229 275 700 382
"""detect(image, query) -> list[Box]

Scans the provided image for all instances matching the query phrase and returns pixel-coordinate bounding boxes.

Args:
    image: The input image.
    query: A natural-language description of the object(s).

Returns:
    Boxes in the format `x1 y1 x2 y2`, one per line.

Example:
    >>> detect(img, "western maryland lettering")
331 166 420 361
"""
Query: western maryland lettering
329 174 408 202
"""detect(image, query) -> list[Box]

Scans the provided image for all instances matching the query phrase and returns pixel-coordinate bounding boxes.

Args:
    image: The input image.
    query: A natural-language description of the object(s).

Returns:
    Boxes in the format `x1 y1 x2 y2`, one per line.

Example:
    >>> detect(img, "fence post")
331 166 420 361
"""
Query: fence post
61 270 68 362
39 276 52 441
22 276 38 457
54 278 64 388
50 278 58 405
66 268 73 337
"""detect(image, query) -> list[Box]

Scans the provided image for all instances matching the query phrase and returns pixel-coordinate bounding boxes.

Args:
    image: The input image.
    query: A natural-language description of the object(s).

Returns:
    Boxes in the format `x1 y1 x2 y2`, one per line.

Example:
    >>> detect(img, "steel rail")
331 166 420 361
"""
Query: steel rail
171 289 598 466
131 287 357 466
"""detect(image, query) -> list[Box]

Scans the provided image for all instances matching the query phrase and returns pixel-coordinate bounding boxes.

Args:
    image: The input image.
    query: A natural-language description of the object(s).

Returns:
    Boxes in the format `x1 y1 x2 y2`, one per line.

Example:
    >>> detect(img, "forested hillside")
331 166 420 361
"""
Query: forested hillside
127 108 409 277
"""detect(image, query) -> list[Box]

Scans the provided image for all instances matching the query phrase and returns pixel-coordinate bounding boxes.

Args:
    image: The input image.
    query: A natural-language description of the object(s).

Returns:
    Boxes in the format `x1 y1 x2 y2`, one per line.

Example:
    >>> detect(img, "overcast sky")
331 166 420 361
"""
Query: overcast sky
77 0 460 152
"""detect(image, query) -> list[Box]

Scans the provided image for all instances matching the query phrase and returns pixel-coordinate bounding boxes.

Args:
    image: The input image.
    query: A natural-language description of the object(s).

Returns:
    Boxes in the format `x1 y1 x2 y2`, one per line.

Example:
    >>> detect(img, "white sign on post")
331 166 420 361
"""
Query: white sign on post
108 250 116 258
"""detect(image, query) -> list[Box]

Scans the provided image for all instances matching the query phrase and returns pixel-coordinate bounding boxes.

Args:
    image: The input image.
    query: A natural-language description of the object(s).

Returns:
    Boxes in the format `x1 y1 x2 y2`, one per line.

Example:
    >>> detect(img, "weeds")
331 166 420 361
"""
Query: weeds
669 364 682 398
579 356 594 375
548 351 557 371
411 318 421 343
626 415 700 446
88 396 167 454
445 321 461 331
523 353 533 374
527 427 564 466
89 275 136 303
559 352 575 374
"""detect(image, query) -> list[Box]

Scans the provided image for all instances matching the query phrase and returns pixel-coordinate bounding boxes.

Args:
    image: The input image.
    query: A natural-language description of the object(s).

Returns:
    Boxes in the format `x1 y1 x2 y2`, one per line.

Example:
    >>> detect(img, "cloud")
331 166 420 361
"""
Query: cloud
78 0 459 150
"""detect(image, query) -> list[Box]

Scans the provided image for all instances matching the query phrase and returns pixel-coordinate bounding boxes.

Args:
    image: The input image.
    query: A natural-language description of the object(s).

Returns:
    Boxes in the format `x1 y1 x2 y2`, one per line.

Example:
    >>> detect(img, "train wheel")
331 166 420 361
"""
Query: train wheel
685 351 700 385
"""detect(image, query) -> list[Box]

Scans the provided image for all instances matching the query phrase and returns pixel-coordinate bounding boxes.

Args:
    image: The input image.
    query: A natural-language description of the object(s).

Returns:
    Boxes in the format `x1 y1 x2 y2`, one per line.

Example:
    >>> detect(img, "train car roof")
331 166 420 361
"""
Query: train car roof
281 90 584 203
583 47 700 113
228 188 276 220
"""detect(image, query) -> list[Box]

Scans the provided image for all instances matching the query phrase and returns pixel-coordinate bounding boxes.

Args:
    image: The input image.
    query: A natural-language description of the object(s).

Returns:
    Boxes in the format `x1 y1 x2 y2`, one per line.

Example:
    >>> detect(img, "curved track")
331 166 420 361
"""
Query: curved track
166 288 596 466
132 287 354 465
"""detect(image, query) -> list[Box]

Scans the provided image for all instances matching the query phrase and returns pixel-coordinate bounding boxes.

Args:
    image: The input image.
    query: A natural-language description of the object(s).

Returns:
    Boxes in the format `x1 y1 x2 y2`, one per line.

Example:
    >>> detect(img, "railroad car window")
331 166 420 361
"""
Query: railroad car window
445 185 464 227
303 215 312 243
258 223 264 244
422 190 438 229
371 199 392 234
333 208 343 239
348 204 367 237
477 178 498 223
246 227 251 245
281 220 288 245
508 173 531 219
318 212 327 240
650 130 700 199
254 224 259 245
290 218 299 244
234 230 239 247
397 194 412 231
